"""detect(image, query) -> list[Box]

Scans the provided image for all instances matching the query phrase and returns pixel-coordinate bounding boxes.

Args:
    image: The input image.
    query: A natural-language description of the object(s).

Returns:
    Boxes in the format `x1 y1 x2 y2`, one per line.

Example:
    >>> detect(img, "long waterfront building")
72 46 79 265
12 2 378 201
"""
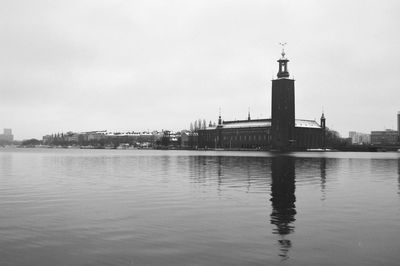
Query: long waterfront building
198 50 325 150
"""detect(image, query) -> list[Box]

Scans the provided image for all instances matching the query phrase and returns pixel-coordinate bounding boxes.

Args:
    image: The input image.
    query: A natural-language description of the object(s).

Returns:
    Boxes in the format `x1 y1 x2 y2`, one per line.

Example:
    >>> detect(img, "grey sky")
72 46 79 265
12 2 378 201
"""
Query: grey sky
1 0 399 140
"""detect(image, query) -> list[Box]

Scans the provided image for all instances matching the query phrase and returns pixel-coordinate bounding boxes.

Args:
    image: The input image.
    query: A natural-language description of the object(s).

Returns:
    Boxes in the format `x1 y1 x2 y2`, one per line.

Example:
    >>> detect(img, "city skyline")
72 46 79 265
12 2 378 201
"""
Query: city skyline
1 0 400 140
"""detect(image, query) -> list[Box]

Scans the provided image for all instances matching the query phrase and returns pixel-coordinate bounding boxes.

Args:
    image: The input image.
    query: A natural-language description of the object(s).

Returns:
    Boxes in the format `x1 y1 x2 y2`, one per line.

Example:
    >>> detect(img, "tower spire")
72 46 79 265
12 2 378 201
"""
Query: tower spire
279 42 287 58
248 107 251 120
218 107 222 126
320 111 326 150
277 42 290 78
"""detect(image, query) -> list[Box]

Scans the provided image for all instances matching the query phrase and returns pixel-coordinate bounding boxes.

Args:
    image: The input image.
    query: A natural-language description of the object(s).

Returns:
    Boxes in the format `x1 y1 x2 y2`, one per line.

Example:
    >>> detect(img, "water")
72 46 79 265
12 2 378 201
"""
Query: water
0 148 399 265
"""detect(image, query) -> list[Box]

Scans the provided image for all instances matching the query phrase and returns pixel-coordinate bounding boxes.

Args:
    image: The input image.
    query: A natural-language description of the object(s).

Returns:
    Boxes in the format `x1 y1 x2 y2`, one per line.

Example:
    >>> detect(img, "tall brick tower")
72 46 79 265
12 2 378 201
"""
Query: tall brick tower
321 113 326 149
271 47 295 150
397 111 400 143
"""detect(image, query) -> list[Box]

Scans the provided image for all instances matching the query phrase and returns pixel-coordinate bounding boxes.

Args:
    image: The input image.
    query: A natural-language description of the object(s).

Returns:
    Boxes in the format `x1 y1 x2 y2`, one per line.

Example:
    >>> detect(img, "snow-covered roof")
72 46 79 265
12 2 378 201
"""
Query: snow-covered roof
203 119 270 130
223 121 271 129
202 118 321 130
295 119 321 128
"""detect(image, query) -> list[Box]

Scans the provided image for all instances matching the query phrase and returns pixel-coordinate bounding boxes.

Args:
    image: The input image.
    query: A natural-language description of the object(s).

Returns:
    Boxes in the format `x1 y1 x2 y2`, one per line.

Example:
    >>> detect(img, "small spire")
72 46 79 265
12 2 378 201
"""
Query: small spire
320 109 326 129
248 107 251 120
279 42 287 58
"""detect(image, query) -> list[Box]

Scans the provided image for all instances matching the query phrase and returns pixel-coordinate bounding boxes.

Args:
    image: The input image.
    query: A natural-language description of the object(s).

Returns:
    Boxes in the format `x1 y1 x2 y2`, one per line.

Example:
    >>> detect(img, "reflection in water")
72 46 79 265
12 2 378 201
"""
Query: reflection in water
2 150 400 265
189 155 270 194
0 153 13 176
270 156 296 260
398 159 400 196
217 156 222 195
320 158 327 201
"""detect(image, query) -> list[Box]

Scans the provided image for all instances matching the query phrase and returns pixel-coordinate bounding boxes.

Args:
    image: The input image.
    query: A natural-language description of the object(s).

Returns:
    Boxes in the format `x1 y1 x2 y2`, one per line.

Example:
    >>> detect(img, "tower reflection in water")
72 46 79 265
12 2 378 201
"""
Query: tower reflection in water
270 156 296 259
320 157 327 201
398 158 400 196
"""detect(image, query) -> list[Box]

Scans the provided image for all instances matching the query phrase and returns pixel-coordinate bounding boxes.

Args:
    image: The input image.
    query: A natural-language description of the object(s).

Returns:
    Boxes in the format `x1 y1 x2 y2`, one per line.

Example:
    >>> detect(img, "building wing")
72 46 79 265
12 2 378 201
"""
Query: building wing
295 119 321 128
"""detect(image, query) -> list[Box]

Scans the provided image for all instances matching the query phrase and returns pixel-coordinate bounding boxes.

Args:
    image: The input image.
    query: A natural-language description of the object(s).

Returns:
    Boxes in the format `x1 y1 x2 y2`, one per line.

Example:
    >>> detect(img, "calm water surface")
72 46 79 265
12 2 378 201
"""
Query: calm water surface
0 148 399 265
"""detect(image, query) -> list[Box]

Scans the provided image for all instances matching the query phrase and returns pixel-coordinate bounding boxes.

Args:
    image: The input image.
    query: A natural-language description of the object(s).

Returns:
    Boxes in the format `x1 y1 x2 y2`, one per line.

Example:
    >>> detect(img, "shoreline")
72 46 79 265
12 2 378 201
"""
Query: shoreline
3 145 400 153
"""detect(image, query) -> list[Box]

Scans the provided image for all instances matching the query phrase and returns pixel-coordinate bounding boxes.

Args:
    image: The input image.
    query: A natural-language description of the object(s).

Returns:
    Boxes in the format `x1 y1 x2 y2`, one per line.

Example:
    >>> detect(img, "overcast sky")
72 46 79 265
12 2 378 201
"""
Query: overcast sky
1 0 399 140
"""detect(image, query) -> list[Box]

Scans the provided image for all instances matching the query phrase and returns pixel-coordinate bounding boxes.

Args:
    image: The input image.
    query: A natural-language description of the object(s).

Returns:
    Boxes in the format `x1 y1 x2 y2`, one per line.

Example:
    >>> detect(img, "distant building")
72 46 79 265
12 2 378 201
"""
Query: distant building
65 132 79 142
349 131 370 145
42 130 167 148
159 130 181 147
198 50 325 150
370 129 398 145
0 128 14 142
3 128 12 135
42 135 52 144
85 131 107 141
180 130 198 148
398 111 400 140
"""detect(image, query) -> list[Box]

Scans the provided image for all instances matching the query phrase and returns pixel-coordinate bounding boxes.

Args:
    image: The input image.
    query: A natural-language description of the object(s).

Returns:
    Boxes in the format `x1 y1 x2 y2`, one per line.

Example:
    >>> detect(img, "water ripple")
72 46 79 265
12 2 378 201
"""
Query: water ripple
1 149 400 265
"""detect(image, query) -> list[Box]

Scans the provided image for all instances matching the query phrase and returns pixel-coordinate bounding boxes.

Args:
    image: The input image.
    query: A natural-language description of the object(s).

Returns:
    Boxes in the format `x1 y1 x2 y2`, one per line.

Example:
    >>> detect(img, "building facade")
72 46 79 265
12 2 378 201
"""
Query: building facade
0 128 14 143
370 129 398 145
398 111 400 140
349 131 371 145
198 51 325 150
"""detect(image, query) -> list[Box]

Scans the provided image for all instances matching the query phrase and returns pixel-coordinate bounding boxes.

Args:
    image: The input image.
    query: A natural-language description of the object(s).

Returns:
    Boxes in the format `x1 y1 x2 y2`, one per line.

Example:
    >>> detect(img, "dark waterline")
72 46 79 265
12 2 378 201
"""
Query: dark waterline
1 148 399 265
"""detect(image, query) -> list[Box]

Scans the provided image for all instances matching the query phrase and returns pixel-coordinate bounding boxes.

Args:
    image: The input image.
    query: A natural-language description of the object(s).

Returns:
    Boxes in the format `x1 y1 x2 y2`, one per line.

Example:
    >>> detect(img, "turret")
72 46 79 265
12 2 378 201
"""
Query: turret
218 108 222 126
277 44 289 78
321 112 326 149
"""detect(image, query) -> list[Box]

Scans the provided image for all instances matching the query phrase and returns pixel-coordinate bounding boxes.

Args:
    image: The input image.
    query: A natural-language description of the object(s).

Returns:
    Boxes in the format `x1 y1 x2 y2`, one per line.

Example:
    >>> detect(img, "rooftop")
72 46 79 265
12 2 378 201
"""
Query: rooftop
295 119 321 128
223 120 271 129
203 118 321 130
